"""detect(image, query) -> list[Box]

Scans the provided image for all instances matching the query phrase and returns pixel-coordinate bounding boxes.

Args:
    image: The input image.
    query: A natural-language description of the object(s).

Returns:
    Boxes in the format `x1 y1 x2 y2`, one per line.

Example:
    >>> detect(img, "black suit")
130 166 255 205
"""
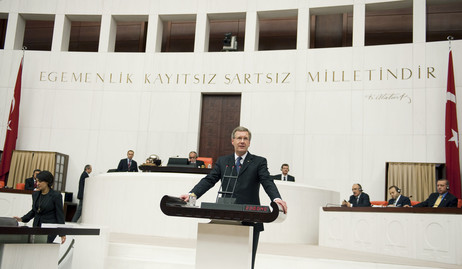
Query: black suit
117 158 138 172
387 195 411 207
25 177 36 190
77 171 89 200
271 174 295 182
72 171 90 222
189 160 205 168
414 192 458 207
190 152 281 269
348 192 371 207
21 189 65 242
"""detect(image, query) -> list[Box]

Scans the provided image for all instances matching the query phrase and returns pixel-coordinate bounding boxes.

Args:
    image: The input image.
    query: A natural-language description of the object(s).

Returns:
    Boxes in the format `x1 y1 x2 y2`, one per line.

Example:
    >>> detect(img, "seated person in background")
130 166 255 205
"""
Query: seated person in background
117 150 138 172
411 179 458 208
342 183 371 207
25 169 41 190
387 185 411 207
188 151 205 168
271 163 295 182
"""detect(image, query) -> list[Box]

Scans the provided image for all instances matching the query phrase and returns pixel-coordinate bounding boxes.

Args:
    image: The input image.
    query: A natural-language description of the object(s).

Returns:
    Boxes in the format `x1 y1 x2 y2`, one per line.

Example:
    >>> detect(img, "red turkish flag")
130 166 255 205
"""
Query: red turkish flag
0 58 23 183
445 50 461 198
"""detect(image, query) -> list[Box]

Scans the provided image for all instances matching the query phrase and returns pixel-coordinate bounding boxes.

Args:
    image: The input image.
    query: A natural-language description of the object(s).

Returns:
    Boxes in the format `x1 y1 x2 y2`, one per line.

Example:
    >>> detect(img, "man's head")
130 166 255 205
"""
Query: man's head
32 169 41 179
436 179 449 194
352 183 362 197
388 185 401 200
189 151 198 163
231 126 251 156
281 164 289 175
127 150 134 160
85 164 92 174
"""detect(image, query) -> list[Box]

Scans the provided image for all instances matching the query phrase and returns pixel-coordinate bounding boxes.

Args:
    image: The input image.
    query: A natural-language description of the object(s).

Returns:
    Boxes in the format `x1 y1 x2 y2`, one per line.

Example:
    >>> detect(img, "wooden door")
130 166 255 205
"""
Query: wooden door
199 94 241 166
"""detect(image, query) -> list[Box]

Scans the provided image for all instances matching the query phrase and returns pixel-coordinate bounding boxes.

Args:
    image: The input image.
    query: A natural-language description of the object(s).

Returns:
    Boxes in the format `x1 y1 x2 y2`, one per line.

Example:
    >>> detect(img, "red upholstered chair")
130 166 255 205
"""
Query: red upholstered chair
15 183 25 190
411 201 420 206
370 201 388 206
458 199 462 209
197 157 213 168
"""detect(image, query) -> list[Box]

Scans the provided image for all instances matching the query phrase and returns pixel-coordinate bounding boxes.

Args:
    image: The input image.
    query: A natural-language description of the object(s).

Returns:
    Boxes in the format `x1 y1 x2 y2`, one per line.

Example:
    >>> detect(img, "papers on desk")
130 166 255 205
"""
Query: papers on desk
41 223 76 228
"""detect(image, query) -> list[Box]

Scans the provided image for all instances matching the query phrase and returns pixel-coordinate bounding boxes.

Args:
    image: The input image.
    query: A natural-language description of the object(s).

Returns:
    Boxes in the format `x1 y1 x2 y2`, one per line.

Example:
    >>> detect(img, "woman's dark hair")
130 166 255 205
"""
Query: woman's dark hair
36 171 54 188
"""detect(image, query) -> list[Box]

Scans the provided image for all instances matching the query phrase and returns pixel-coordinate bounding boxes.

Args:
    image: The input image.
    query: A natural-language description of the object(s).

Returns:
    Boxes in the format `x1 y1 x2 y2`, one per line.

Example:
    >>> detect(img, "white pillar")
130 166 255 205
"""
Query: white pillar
194 13 209 53
52 14 71 52
297 8 309 50
4 13 25 50
98 14 116 52
244 11 258 52
353 3 365 47
413 0 426 43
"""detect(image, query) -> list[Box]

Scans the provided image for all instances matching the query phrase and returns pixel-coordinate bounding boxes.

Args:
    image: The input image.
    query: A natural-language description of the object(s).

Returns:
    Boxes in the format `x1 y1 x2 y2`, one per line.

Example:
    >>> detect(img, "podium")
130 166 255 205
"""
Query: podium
0 226 100 269
160 195 284 269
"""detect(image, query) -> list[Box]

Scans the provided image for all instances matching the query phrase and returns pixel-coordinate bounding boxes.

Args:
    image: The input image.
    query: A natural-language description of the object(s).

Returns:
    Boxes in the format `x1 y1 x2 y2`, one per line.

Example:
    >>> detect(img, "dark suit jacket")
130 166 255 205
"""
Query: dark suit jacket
190 152 282 232
414 192 458 208
348 192 371 207
77 171 90 200
271 174 295 182
388 195 411 207
25 177 35 190
189 160 205 168
21 189 65 227
117 158 138 172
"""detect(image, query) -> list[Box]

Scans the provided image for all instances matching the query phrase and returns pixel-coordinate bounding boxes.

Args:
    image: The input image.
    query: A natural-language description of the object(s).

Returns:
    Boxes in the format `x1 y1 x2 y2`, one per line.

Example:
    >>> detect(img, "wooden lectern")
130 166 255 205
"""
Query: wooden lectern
160 195 284 269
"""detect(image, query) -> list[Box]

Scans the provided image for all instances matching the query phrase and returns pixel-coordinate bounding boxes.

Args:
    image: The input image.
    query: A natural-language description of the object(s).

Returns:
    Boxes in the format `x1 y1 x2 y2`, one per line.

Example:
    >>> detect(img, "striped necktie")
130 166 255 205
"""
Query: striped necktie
235 156 242 174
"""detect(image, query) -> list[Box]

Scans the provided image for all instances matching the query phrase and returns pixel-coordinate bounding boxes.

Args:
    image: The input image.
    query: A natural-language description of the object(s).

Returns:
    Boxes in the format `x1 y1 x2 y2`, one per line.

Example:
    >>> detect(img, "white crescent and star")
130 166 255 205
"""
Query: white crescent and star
448 129 459 148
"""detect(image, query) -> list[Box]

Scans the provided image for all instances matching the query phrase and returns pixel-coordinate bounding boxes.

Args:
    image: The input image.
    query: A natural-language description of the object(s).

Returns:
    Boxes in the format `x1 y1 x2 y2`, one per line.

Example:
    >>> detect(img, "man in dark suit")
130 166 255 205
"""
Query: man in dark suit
271 163 295 182
412 179 458 208
72 164 92 222
25 169 40 190
117 150 138 172
188 151 205 168
180 126 287 269
387 185 411 207
342 183 371 207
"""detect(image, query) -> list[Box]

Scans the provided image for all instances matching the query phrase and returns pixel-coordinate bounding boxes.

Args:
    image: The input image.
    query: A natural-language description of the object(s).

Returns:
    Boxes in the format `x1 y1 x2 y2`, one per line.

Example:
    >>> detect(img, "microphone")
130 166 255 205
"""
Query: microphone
216 163 238 204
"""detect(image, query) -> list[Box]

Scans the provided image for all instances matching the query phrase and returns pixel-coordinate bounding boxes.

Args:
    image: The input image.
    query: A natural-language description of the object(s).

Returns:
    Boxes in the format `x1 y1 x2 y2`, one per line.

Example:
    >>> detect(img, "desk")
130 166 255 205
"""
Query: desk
319 207 462 265
83 173 339 244
0 227 100 269
138 165 211 174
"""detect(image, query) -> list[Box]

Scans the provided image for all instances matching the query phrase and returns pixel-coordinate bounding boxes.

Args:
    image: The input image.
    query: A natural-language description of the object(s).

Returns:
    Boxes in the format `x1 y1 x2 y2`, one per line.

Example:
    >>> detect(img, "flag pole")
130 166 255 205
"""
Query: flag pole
447 35 453 51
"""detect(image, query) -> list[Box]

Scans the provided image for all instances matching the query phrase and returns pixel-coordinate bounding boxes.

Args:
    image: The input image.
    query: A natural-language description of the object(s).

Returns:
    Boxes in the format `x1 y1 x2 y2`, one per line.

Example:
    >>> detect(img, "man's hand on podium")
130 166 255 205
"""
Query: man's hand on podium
179 194 189 202
274 199 287 214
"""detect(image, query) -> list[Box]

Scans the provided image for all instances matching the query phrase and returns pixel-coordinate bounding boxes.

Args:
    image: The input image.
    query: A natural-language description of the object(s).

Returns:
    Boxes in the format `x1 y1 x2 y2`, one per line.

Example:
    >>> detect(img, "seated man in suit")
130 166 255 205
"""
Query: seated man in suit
342 183 371 207
411 179 458 208
117 150 138 172
271 163 295 182
387 185 411 207
188 151 205 168
24 169 41 190
179 126 287 269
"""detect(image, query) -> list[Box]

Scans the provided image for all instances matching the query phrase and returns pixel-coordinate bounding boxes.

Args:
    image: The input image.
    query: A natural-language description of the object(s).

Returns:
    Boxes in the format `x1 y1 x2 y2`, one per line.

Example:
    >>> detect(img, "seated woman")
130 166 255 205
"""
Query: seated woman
14 171 66 243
